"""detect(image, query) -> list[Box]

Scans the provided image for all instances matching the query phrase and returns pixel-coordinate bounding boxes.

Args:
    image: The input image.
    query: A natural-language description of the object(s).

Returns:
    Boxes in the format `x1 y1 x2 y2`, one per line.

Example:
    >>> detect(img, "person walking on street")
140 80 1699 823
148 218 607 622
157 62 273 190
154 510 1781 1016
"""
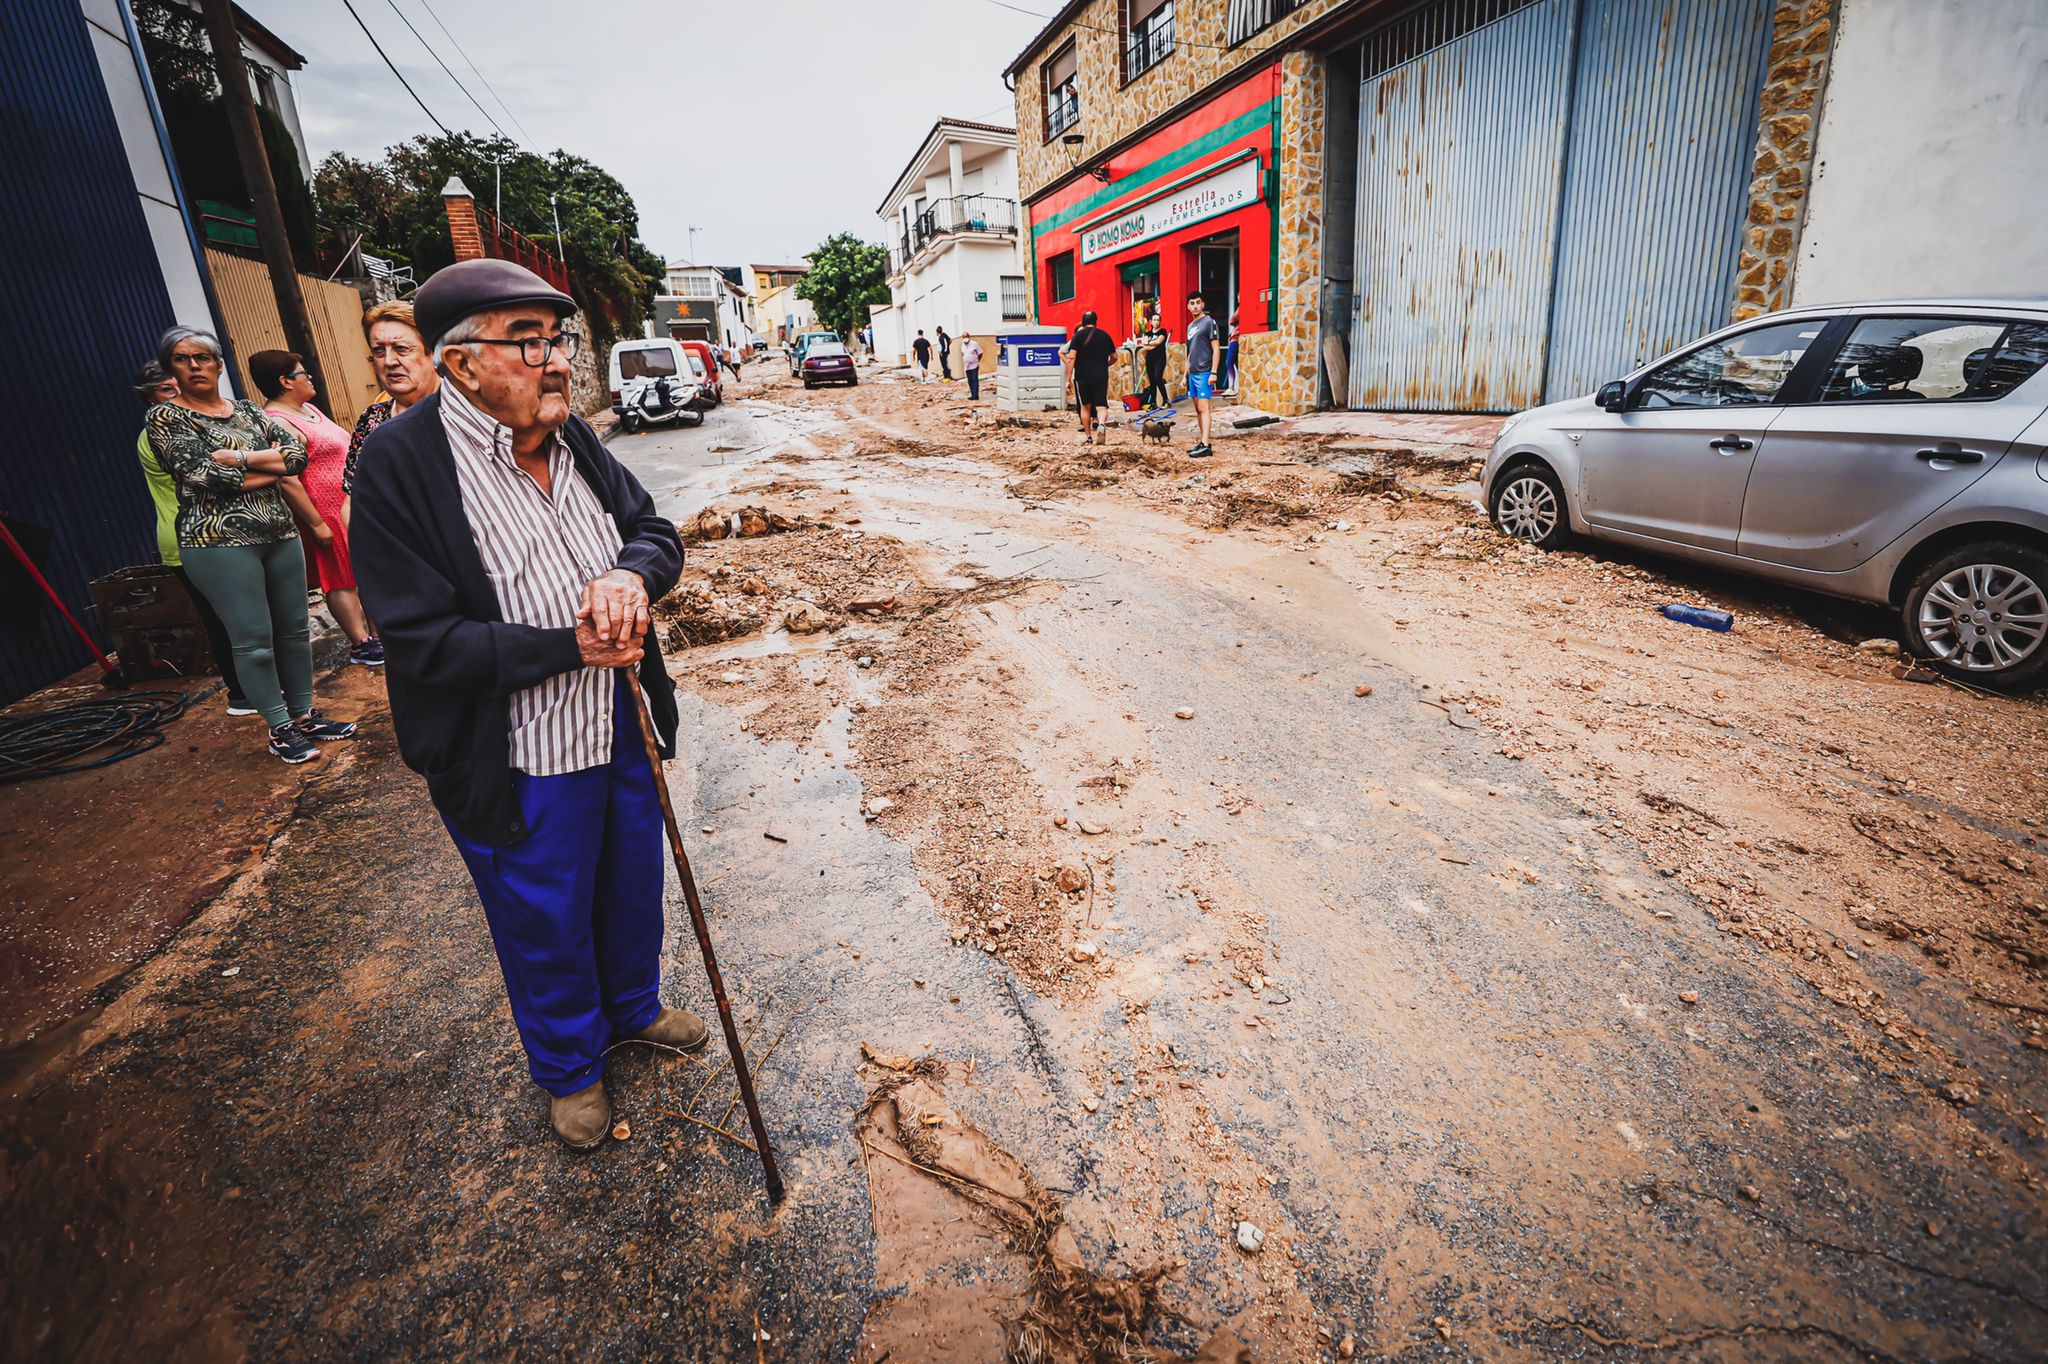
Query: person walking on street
936 326 953 381
252 350 380 667
960 335 984 401
133 361 249 714
719 343 742 381
1185 293 1220 457
912 329 933 382
146 327 356 762
1064 310 1117 446
1139 311 1169 409
342 301 440 527
350 259 705 1152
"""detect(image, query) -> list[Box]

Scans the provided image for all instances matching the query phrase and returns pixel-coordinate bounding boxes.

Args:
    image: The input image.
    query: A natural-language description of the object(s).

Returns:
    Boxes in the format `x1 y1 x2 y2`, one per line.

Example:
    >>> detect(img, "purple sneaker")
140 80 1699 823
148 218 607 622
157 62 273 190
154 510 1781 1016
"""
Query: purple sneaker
348 637 385 667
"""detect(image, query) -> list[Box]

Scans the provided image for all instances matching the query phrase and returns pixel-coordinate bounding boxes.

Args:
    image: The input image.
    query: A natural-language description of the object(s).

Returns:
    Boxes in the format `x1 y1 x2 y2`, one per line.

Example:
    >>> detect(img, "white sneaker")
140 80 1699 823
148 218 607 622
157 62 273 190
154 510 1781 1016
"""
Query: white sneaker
226 699 258 717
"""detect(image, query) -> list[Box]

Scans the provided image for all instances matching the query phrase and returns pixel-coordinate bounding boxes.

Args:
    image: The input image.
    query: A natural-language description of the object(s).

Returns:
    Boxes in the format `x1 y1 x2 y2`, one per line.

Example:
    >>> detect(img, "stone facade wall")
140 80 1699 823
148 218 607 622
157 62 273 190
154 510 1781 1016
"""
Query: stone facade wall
1732 0 1837 319
1014 0 1350 200
1238 48 1326 415
569 310 606 417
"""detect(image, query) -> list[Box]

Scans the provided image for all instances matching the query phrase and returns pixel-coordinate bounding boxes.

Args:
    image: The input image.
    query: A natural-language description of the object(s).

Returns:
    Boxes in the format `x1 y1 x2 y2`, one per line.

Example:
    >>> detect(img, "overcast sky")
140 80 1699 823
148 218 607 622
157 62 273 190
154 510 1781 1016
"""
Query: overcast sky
263 0 1048 268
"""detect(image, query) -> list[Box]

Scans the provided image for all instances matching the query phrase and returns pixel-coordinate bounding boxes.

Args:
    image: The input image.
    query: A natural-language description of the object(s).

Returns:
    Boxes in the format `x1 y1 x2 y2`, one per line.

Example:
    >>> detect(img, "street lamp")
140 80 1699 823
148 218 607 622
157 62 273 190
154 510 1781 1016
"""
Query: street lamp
489 151 507 223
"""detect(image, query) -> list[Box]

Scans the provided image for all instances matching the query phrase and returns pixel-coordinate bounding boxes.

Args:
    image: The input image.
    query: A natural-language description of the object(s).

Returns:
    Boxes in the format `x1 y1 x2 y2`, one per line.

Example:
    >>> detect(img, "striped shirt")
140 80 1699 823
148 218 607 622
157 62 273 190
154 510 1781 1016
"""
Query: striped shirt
441 384 625 776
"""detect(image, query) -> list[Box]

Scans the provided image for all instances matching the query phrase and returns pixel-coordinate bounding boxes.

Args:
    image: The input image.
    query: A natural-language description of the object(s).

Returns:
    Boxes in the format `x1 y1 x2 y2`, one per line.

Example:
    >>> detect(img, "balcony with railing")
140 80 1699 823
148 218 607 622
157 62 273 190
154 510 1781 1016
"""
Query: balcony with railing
1124 1 1175 81
892 194 1019 277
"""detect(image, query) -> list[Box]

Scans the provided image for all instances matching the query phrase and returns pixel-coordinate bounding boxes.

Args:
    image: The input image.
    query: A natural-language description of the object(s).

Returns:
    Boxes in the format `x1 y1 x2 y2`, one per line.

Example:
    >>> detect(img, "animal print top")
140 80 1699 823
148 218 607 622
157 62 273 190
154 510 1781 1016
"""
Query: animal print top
144 399 308 549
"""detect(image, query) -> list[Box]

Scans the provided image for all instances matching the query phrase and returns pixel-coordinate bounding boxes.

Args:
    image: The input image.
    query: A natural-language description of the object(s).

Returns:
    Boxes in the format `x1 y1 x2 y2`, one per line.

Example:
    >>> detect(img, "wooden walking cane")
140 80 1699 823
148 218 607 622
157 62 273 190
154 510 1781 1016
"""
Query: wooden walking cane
625 675 785 1204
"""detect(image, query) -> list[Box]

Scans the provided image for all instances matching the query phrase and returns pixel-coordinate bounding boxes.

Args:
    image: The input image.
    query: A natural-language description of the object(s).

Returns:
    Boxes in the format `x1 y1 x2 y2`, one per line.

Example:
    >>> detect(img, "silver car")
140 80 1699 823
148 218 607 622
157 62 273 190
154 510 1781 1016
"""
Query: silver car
1483 298 2048 688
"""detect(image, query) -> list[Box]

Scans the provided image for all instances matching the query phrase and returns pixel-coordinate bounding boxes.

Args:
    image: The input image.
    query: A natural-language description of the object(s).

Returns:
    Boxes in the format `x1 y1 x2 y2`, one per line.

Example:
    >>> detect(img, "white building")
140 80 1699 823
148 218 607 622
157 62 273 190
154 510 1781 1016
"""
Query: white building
873 118 1028 367
662 262 753 350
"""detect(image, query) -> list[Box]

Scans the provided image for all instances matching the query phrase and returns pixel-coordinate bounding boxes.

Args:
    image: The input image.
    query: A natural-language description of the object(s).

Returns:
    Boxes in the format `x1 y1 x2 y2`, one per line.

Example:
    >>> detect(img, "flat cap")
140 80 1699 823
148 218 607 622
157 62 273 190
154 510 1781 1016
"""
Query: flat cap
414 258 576 349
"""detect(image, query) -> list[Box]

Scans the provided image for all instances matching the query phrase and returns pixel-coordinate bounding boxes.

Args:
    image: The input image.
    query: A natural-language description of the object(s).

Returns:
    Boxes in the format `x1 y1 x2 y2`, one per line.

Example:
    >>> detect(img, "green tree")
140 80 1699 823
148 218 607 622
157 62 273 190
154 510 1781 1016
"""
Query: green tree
795 233 890 340
312 133 663 351
135 0 318 265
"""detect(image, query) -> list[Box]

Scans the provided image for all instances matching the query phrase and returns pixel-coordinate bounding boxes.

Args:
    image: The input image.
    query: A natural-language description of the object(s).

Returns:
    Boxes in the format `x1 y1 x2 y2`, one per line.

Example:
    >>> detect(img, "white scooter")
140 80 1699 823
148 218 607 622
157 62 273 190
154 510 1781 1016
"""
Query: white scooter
618 373 704 433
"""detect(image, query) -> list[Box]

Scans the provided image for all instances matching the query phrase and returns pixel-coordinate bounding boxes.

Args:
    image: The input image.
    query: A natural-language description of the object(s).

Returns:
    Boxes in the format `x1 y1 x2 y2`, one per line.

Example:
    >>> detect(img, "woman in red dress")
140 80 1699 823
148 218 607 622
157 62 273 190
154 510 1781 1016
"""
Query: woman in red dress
250 350 382 666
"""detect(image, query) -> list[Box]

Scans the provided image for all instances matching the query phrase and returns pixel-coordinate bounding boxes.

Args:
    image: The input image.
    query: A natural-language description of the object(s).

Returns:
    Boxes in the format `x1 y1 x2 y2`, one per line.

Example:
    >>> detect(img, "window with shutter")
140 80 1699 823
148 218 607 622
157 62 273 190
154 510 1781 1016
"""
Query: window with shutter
1124 0 1175 81
1043 39 1080 140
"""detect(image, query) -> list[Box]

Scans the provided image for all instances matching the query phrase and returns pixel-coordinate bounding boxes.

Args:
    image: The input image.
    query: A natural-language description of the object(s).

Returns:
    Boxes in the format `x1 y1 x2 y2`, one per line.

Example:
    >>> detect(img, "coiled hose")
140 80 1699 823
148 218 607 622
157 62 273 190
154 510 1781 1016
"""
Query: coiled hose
0 690 190 784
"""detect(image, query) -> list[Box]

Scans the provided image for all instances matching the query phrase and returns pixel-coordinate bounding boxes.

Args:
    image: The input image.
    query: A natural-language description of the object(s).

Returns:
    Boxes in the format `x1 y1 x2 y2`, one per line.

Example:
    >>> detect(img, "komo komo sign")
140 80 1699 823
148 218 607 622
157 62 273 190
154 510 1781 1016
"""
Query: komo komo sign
1078 153 1262 264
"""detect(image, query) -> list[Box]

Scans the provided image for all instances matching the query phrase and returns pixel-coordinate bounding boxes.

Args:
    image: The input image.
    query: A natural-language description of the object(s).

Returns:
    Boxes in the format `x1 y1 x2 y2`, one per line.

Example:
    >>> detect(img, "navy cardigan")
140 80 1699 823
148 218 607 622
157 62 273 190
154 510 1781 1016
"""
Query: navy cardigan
349 392 683 845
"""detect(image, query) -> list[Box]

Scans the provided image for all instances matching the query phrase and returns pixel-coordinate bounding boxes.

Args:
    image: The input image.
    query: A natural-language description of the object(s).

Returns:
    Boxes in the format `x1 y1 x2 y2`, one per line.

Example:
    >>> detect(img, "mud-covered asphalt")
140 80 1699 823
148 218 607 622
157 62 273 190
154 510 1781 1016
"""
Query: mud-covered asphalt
2 365 2043 1362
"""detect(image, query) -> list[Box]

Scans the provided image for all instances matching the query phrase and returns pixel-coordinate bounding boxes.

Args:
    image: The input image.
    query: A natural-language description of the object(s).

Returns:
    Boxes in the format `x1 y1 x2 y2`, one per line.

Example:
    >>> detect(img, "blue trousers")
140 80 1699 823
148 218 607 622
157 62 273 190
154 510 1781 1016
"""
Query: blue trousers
446 679 665 1096
965 367 980 400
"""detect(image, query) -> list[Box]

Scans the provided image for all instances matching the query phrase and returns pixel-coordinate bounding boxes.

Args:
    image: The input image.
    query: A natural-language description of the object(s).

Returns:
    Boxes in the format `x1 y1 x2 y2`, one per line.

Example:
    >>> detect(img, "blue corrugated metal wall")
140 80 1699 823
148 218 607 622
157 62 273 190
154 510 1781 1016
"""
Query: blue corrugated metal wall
0 0 175 702
1348 0 1576 412
1543 0 1773 400
1346 0 1771 412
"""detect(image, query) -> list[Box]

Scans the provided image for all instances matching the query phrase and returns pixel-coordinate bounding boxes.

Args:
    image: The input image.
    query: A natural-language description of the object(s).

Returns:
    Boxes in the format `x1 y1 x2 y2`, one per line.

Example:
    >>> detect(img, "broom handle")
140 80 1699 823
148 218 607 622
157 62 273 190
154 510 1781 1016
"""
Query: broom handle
626 674 785 1203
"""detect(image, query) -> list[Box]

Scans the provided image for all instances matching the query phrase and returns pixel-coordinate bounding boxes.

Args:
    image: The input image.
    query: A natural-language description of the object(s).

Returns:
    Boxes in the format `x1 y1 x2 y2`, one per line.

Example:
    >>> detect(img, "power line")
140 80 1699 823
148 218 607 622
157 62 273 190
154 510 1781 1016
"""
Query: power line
337 0 452 134
381 0 510 143
413 0 537 149
978 0 1288 57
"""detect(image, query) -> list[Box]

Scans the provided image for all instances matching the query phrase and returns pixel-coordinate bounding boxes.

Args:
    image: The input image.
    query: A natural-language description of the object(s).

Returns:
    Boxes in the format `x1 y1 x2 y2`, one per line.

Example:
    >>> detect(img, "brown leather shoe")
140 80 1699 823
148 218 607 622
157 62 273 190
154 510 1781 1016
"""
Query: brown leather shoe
634 1006 709 1053
550 1080 611 1151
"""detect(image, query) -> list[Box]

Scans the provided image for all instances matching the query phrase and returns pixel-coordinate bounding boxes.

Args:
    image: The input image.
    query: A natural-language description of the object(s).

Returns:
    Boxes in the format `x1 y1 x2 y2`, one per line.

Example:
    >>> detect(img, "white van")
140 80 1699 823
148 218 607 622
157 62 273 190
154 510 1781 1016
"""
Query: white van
609 339 704 414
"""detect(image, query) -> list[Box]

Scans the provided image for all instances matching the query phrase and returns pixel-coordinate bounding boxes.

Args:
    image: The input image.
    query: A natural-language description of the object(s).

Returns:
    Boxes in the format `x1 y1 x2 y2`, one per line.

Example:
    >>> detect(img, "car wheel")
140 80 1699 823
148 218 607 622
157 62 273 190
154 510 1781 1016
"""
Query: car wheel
803 379 814 389
1490 462 1569 549
1902 542 2048 689
847 376 859 387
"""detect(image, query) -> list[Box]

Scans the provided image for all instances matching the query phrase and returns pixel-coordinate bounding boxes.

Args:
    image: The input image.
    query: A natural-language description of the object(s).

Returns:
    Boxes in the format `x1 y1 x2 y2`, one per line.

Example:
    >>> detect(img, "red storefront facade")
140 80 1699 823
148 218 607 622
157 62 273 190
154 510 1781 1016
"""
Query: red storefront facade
1028 68 1280 353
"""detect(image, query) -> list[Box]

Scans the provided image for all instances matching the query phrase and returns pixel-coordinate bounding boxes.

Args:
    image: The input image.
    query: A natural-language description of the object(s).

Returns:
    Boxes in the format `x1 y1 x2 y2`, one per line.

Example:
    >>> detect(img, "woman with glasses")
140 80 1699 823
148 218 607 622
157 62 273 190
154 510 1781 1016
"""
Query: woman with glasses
251 350 380 667
132 360 249 714
341 301 440 525
144 326 356 764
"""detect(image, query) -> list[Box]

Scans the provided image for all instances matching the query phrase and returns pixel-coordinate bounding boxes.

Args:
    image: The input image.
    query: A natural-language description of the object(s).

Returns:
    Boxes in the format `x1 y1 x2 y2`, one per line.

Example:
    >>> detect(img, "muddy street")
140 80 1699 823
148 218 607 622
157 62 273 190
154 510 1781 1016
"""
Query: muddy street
4 360 2045 1362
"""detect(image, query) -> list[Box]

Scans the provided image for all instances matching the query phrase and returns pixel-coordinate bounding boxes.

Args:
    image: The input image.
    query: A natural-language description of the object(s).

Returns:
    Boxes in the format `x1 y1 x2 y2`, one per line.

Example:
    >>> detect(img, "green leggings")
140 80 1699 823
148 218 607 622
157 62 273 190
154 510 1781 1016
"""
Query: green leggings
181 540 314 728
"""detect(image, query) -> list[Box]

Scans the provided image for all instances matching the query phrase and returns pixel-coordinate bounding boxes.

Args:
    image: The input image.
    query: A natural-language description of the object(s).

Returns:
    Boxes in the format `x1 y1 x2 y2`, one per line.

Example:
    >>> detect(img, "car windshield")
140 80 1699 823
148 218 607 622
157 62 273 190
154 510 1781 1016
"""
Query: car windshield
684 354 707 377
808 343 847 358
618 348 676 380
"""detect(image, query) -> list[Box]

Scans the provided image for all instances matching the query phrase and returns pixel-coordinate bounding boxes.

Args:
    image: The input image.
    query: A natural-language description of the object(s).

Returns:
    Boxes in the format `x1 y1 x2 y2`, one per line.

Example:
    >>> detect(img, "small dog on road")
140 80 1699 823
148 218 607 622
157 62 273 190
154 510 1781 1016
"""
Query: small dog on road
1141 418 1174 444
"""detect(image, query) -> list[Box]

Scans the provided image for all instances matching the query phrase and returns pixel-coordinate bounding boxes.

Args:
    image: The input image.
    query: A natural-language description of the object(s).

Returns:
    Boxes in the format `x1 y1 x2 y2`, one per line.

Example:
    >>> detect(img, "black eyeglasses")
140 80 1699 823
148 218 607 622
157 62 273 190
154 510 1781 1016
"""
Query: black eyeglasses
466 332 581 367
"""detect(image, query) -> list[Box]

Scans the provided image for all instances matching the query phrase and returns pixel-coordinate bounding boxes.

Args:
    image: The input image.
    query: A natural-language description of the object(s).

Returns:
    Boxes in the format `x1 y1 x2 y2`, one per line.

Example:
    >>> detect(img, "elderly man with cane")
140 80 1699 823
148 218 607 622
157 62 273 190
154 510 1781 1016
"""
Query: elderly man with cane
350 259 708 1151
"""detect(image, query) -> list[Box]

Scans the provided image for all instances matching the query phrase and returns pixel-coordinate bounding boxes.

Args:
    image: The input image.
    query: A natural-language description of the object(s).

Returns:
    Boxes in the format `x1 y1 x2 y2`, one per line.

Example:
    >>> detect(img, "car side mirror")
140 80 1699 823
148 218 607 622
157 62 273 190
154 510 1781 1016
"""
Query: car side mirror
1596 380 1627 412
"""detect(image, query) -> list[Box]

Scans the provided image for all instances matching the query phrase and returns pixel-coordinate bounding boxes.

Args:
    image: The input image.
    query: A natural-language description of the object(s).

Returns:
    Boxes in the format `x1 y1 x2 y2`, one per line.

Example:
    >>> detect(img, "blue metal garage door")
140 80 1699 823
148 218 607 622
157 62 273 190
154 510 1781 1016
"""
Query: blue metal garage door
1346 0 1772 412
1347 0 1576 412
1542 0 1774 401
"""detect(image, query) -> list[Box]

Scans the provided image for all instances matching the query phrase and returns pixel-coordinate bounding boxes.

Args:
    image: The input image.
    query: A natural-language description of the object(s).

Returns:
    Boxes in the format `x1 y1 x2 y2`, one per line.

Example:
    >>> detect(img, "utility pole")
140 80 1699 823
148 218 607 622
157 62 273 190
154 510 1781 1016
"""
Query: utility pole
197 0 326 406
687 224 701 262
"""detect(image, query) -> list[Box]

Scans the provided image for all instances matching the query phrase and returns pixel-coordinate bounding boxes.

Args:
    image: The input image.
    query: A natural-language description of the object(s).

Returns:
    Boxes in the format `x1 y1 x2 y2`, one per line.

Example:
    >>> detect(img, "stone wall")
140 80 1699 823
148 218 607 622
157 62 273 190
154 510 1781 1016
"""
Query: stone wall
1238 48 1326 416
570 310 606 417
1731 0 1837 319
1013 0 1351 200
